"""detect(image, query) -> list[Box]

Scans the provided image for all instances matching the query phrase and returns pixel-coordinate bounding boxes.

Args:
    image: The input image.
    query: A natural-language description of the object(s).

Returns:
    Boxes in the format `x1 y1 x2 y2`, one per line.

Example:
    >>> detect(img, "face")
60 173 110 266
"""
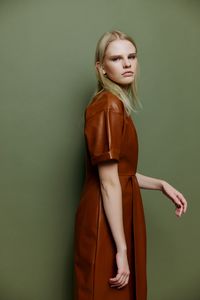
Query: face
96 39 137 87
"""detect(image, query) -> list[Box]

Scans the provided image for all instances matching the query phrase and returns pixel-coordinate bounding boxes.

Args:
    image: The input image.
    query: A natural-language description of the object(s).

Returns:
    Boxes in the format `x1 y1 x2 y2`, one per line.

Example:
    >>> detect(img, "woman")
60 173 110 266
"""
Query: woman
74 30 188 300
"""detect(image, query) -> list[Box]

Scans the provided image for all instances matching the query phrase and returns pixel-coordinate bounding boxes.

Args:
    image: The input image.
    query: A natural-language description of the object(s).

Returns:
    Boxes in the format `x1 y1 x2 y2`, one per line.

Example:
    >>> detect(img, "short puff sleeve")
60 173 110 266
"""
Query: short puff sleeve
84 109 124 166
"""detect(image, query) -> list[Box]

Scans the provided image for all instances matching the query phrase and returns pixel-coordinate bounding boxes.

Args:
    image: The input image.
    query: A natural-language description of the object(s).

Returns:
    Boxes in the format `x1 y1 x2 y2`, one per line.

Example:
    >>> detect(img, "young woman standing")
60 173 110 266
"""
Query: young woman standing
74 30 188 300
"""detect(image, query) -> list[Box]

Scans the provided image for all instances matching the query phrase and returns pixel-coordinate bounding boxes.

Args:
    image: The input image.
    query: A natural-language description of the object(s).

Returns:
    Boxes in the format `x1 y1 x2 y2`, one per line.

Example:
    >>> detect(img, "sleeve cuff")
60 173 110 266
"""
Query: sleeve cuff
91 149 120 166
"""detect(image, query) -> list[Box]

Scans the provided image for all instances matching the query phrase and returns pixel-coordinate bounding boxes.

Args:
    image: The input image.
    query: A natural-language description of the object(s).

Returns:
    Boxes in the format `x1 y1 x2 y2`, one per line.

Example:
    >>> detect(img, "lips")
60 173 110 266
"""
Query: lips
122 71 134 75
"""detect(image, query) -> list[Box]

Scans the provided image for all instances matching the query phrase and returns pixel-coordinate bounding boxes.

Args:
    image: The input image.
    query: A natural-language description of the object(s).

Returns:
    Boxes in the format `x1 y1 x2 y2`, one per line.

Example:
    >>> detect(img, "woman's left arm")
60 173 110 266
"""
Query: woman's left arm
135 172 164 190
135 172 188 217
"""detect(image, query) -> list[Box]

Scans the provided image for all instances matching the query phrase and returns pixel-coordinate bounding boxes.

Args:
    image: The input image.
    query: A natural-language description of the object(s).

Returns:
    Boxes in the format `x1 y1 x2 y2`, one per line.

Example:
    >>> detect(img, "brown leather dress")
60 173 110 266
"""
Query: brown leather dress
74 90 147 300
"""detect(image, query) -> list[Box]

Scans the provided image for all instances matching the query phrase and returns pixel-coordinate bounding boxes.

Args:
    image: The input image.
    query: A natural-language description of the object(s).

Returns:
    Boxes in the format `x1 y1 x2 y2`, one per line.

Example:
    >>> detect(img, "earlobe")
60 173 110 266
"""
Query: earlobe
95 62 100 73
96 62 102 71
101 64 106 74
101 66 107 75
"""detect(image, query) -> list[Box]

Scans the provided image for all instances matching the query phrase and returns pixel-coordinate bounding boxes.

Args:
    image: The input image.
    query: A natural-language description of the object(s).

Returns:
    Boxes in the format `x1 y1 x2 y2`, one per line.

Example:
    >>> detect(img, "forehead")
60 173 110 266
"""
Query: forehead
105 39 136 56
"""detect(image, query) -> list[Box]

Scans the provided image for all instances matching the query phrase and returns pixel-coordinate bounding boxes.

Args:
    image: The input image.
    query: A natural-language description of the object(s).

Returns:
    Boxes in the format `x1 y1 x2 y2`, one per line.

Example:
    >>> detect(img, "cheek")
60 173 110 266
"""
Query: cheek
106 63 120 76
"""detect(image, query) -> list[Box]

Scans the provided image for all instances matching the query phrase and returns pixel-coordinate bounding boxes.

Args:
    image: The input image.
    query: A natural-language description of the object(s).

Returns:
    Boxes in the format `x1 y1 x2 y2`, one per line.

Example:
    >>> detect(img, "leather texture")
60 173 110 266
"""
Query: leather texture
74 90 147 300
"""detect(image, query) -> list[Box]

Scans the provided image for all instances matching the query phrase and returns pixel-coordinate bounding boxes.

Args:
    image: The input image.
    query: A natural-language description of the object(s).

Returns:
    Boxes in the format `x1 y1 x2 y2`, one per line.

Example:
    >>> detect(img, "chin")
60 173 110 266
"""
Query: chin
120 80 134 86
111 78 134 86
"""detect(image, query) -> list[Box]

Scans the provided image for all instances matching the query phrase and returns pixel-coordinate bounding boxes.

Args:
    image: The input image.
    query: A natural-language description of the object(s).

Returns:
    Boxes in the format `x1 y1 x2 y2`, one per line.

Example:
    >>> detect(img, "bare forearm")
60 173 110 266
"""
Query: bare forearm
135 172 165 190
100 179 127 252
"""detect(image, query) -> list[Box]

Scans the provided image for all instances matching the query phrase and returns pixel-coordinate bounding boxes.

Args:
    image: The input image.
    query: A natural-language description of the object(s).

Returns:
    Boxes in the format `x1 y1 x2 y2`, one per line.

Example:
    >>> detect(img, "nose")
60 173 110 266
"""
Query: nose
123 58 131 68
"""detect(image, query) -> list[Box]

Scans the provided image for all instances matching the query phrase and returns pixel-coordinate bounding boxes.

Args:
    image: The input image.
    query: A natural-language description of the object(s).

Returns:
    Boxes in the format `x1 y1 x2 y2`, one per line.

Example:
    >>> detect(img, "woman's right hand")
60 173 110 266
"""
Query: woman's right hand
108 249 130 289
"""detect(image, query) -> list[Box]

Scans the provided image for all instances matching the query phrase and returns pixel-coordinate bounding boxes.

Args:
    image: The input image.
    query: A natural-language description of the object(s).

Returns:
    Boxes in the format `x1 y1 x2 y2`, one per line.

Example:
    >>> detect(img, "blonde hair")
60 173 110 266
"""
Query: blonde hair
88 30 143 115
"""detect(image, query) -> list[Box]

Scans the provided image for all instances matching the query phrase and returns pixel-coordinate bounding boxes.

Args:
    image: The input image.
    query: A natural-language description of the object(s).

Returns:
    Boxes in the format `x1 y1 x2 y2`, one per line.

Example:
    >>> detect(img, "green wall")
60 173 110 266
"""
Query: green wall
0 1 199 299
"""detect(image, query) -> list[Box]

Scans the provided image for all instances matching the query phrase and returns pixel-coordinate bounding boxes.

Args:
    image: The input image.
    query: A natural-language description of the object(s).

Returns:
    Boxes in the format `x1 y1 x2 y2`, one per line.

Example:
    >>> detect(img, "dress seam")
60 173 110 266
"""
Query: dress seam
92 188 101 300
86 108 124 121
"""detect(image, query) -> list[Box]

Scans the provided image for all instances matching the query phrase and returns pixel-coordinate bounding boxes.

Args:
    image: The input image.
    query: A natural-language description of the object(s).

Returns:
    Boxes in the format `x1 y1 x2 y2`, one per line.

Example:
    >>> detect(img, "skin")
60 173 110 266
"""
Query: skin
96 39 137 87
95 39 188 290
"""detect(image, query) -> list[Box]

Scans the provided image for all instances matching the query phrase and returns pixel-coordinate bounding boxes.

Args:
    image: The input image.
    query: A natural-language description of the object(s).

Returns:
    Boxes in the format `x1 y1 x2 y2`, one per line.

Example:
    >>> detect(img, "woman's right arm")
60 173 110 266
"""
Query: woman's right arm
97 160 130 289
98 160 126 251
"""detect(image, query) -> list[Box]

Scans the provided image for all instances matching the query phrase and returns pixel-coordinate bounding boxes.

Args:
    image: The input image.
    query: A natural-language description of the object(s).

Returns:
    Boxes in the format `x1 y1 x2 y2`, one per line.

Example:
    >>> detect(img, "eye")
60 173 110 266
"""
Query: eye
129 55 136 59
111 57 121 61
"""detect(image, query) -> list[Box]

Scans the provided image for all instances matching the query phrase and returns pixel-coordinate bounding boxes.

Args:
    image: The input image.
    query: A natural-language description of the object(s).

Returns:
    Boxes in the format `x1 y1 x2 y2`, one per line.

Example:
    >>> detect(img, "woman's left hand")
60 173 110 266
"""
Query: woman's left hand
161 181 188 217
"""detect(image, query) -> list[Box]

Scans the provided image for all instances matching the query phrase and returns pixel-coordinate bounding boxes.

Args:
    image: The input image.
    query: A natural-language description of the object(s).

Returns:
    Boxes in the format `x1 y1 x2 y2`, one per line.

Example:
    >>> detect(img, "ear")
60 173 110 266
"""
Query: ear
96 61 106 74
95 61 100 72
95 61 101 71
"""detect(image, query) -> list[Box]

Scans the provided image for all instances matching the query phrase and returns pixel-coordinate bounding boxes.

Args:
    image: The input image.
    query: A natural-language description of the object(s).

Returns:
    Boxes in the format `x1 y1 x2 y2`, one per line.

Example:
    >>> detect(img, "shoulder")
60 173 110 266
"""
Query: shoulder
85 90 124 119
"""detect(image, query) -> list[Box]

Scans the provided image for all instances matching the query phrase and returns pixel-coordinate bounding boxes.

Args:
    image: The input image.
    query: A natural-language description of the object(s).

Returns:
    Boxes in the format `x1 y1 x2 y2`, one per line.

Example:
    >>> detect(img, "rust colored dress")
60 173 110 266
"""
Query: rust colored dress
74 90 147 300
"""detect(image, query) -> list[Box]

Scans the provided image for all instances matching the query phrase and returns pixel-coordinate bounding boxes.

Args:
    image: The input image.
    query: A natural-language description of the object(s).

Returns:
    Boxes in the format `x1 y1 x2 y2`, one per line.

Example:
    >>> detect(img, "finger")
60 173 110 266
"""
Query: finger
117 274 129 289
109 274 120 282
114 273 126 286
117 273 126 285
175 192 187 208
109 272 124 283
110 276 124 286
179 195 187 213
176 205 183 217
173 196 181 207
119 274 130 288
109 272 120 281
175 200 185 216
111 274 128 288
176 203 183 213
111 271 128 286
177 195 188 213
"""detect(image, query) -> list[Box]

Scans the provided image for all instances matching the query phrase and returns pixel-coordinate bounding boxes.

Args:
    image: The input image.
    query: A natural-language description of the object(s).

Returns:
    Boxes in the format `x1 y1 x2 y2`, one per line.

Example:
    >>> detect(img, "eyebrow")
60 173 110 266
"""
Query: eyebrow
109 52 137 58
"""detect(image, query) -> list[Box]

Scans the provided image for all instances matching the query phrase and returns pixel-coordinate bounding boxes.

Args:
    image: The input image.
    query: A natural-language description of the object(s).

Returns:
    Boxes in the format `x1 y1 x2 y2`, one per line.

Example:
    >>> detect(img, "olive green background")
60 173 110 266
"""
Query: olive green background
0 1 199 299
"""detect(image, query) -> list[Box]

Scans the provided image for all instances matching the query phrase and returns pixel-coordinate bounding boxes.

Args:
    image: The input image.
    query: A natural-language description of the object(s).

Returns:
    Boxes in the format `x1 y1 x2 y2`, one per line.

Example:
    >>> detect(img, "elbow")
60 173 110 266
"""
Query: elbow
100 177 119 191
